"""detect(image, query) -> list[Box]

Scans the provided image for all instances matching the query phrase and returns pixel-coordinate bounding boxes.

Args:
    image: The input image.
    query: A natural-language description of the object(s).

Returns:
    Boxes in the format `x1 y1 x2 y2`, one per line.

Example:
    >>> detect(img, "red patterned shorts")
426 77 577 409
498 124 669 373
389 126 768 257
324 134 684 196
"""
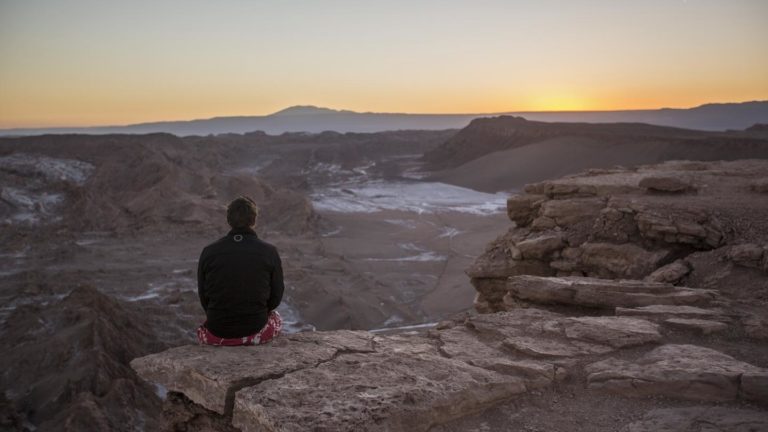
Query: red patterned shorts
197 310 283 346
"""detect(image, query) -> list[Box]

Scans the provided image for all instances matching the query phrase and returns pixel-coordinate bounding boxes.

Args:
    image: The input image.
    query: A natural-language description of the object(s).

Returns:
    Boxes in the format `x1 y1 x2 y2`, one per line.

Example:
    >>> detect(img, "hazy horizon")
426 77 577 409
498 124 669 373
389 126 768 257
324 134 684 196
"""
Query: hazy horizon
1 0 767 128
2 99 767 131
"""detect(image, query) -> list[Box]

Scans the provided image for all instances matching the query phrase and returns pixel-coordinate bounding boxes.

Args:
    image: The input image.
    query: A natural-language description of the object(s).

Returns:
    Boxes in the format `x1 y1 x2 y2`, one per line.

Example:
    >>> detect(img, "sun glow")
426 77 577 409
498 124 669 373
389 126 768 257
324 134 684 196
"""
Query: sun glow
527 95 594 112
1 0 766 128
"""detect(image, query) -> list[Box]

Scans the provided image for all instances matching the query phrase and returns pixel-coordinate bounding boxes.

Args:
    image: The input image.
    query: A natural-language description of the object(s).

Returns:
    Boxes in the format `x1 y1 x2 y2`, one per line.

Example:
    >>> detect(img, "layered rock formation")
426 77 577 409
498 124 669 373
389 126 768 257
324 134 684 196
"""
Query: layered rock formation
130 159 768 431
469 159 768 314
132 306 768 431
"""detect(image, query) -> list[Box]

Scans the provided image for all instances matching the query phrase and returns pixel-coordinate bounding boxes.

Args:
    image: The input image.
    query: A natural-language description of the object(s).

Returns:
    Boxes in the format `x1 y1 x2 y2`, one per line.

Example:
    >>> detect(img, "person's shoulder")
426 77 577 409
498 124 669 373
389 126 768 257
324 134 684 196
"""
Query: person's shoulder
201 236 230 255
255 238 280 255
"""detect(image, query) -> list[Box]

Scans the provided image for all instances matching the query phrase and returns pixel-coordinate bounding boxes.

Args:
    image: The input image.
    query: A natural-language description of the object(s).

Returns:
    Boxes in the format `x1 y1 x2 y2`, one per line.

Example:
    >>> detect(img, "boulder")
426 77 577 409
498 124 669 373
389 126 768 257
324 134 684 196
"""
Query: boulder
621 407 768 432
644 260 691 284
727 244 765 268
639 176 696 193
586 344 766 402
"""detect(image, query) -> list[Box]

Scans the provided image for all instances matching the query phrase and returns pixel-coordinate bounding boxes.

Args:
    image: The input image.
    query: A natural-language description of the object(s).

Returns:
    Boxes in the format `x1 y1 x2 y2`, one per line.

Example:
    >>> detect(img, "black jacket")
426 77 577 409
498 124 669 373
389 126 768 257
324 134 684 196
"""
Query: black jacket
197 228 284 338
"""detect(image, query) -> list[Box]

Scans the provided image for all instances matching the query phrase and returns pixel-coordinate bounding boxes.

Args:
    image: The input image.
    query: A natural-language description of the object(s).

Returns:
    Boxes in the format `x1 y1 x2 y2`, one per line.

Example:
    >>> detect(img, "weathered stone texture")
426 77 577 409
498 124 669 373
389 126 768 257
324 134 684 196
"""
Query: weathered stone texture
621 407 768 432
586 344 767 402
505 276 716 309
129 331 374 414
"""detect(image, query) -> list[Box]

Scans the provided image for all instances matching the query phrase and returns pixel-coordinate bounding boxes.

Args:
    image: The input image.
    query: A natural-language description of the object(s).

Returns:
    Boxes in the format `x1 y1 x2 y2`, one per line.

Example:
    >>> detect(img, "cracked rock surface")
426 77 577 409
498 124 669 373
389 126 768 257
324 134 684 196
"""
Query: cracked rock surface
586 344 768 402
621 406 768 432
132 160 768 431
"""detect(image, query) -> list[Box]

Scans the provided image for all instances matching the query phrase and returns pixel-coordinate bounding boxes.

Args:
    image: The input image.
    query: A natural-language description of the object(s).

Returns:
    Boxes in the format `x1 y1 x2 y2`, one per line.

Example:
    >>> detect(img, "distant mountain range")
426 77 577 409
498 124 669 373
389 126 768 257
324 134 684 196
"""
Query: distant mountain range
2 101 767 136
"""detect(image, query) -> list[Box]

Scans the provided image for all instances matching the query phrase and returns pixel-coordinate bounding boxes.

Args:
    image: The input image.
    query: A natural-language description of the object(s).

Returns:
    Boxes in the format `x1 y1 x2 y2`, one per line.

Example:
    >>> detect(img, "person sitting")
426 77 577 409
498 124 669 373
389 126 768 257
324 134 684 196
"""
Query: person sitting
196 196 284 346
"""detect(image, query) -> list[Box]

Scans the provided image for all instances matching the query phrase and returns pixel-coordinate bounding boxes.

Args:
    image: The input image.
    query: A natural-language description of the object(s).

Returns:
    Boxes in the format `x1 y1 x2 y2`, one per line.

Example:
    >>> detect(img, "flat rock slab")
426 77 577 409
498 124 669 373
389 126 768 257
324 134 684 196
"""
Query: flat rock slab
562 317 661 348
616 305 727 321
516 234 564 260
586 344 766 402
435 328 563 388
233 351 527 432
507 275 717 309
462 309 659 356
503 336 612 357
663 318 729 334
129 330 374 414
463 308 565 339
622 406 768 432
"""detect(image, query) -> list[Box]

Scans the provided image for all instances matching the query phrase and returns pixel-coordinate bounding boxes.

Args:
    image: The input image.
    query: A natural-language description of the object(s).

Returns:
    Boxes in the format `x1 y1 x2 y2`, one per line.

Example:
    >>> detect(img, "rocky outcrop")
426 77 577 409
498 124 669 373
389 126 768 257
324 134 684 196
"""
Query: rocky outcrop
132 307 768 431
128 159 768 431
456 159 768 430
133 326 527 431
131 308 673 431
470 160 768 313
0 286 165 432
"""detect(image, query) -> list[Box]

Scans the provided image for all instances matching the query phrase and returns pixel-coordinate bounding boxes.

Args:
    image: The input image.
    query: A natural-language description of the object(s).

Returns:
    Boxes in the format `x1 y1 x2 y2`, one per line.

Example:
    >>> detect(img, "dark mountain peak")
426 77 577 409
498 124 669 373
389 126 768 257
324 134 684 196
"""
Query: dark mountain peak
746 123 768 133
269 105 349 116
695 100 766 110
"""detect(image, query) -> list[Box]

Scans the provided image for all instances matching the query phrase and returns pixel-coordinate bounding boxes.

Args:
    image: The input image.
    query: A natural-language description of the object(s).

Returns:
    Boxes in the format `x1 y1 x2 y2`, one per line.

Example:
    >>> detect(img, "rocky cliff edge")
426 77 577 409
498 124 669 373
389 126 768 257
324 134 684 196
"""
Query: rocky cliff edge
131 159 768 431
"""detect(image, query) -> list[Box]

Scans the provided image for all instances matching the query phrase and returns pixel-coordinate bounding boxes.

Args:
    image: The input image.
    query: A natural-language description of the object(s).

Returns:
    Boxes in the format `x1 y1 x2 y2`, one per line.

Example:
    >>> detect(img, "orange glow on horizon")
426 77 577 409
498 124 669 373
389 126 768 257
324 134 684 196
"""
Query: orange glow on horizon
3 94 767 129
1 1 766 129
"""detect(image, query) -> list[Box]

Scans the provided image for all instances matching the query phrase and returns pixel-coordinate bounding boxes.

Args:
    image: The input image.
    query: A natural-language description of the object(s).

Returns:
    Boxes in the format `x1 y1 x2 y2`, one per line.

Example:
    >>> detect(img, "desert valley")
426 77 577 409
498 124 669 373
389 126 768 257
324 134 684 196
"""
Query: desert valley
1 104 768 430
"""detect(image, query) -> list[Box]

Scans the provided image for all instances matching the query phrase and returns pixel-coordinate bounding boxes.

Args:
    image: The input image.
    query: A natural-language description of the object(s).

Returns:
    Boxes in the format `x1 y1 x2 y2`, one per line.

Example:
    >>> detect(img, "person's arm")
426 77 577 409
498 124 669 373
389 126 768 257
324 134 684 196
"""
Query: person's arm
267 249 284 311
197 249 209 312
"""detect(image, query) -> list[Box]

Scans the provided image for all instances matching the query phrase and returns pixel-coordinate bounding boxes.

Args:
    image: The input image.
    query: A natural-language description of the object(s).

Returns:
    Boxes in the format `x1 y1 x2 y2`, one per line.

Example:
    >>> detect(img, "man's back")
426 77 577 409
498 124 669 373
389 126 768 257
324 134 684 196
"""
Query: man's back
197 227 284 339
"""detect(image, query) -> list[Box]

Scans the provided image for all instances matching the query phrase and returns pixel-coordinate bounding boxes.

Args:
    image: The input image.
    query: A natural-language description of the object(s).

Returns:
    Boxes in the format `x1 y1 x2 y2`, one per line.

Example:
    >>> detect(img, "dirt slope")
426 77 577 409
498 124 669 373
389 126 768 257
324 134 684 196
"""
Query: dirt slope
424 117 768 192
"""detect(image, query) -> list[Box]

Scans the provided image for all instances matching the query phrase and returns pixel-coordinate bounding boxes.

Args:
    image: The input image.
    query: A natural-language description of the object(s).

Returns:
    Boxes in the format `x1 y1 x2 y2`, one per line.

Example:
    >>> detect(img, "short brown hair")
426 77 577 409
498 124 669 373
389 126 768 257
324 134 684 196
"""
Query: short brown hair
226 196 259 229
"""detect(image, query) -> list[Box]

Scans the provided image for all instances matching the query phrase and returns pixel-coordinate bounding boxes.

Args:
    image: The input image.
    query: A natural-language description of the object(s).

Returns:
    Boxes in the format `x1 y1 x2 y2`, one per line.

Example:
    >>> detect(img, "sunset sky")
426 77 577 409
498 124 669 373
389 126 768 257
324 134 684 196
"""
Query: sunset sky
1 0 767 128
